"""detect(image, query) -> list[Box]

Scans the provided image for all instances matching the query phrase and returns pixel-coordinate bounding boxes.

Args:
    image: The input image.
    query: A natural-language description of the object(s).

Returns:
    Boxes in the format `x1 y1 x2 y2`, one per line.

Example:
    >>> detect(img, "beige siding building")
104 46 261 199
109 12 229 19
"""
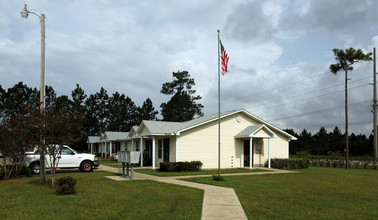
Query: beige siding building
92 109 296 169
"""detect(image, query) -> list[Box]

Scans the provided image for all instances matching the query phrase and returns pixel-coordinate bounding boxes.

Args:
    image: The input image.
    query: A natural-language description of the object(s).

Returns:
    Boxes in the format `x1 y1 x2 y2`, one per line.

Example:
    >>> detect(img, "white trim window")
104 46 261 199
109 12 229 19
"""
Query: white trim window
158 139 162 159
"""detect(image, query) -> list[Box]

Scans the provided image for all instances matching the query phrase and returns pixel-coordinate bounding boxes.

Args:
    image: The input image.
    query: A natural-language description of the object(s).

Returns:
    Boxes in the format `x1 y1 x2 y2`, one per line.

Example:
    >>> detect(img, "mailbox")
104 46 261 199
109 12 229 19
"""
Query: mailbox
119 151 140 164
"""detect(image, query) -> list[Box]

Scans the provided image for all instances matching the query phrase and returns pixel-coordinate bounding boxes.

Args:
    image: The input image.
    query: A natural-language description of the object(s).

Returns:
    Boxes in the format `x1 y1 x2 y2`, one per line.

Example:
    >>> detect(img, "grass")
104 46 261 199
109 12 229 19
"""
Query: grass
135 168 269 177
0 171 203 220
185 167 378 220
97 158 119 168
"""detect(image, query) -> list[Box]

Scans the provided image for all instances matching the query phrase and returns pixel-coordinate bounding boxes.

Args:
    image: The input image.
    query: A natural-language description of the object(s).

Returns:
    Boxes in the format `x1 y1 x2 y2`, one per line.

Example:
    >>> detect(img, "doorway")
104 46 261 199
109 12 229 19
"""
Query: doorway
163 138 170 162
243 140 251 167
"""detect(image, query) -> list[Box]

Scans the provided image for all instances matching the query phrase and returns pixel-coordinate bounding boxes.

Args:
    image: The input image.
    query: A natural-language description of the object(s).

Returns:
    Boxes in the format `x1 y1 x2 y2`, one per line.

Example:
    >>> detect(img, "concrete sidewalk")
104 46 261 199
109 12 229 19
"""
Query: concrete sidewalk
96 165 297 220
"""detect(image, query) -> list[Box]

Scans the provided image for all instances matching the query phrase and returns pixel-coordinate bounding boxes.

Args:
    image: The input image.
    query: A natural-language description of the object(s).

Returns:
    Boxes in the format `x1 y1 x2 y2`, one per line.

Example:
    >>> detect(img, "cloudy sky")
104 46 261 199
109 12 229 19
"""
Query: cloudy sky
1 0 378 135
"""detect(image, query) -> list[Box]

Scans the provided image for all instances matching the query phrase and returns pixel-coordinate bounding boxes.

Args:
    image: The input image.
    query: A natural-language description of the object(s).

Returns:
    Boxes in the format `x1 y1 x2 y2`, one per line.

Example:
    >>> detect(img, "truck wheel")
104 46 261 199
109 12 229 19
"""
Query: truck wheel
80 161 93 172
30 162 40 174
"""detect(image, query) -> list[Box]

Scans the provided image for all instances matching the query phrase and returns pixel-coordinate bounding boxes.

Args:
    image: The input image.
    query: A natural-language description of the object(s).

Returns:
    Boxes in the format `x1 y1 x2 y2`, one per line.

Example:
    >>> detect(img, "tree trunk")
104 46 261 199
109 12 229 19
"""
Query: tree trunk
40 145 47 183
345 70 349 170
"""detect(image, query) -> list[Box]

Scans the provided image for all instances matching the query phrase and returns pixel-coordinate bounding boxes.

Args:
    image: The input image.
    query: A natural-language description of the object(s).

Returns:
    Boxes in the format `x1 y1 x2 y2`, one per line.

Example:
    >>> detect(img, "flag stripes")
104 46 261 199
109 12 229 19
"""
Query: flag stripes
220 40 229 75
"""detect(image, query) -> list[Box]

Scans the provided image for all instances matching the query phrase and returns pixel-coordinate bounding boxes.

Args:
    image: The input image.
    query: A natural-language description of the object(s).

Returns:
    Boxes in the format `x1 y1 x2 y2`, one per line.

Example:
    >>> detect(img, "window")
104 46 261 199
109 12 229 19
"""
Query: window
116 142 120 152
158 139 162 159
61 147 73 155
136 141 140 151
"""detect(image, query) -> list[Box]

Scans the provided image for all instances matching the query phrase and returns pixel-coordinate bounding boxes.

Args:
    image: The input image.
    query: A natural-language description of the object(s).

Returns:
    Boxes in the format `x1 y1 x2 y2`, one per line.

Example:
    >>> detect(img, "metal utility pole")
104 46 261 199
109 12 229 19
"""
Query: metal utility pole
374 48 377 158
21 5 47 182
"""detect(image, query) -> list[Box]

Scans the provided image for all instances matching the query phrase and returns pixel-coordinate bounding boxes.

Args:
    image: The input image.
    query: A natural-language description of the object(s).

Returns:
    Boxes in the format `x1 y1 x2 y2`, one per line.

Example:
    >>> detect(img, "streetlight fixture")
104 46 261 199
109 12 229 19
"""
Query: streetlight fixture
21 4 47 183
20 4 46 111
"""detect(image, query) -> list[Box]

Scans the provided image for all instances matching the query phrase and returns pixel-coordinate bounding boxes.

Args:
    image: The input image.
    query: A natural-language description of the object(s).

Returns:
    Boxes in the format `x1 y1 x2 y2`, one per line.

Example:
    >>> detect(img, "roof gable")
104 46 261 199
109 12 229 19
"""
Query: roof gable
128 126 140 137
235 124 277 138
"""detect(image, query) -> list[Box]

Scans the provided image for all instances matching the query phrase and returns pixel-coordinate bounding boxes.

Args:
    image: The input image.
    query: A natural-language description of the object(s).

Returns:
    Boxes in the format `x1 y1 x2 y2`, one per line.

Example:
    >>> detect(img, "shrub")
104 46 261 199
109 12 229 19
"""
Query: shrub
159 161 202 172
311 159 317 167
373 161 377 170
332 160 339 168
159 162 176 172
319 160 324 167
266 159 309 169
326 160 331 167
19 166 31 176
363 161 370 169
339 160 345 168
56 176 77 195
354 162 360 169
212 174 223 181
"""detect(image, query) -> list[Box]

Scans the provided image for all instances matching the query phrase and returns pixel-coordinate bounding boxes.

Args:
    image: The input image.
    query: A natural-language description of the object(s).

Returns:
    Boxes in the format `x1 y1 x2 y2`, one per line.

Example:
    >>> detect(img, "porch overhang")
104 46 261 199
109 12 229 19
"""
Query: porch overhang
234 124 277 139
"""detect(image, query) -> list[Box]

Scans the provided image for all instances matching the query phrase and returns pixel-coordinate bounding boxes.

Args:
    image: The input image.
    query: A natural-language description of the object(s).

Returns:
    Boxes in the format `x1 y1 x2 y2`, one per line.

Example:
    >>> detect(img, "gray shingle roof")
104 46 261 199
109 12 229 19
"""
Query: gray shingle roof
141 120 183 134
134 109 296 140
234 125 264 138
87 136 101 143
104 131 129 140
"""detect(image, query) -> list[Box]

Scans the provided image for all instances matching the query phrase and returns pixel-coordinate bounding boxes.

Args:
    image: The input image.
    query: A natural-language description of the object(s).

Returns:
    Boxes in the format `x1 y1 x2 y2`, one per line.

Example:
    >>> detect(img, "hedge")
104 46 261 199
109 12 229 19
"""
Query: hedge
159 161 203 172
265 159 310 169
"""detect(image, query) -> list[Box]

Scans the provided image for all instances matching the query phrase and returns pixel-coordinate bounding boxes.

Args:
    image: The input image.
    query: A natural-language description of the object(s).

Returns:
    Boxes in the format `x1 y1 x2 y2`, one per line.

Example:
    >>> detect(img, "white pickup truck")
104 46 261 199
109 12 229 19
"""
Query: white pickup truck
24 145 100 174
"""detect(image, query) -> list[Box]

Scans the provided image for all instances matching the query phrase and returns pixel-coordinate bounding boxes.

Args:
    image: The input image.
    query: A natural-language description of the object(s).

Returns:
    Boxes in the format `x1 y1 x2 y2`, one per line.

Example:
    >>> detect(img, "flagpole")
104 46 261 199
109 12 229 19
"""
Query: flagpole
217 29 221 177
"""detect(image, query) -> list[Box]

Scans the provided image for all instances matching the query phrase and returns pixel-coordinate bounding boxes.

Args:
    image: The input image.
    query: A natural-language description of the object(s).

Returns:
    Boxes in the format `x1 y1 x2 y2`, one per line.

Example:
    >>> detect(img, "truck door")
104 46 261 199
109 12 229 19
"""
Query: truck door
58 147 79 167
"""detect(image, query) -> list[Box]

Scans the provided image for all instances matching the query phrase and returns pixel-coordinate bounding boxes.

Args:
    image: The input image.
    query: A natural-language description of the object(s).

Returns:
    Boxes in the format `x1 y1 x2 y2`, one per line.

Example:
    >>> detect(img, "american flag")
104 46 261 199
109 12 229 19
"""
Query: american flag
220 40 229 75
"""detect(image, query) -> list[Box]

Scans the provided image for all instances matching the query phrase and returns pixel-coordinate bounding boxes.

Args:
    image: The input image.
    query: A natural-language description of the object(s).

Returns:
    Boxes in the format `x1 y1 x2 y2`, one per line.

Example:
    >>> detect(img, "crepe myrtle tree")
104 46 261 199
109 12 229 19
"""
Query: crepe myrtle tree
21 103 84 187
330 48 372 169
0 113 38 179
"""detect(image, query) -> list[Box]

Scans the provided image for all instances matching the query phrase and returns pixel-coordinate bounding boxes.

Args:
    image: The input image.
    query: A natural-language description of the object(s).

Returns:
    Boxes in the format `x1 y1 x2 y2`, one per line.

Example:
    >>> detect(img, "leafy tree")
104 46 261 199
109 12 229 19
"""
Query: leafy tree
330 48 372 169
20 104 84 187
160 71 203 122
0 114 38 179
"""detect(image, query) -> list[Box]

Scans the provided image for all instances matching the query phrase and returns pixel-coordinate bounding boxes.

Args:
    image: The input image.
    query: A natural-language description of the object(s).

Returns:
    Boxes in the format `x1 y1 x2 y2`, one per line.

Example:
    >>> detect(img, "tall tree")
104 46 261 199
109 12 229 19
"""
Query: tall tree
160 71 203 122
313 127 329 155
297 129 312 153
84 87 109 135
107 92 137 132
3 82 38 117
136 97 158 124
0 85 5 118
44 85 56 107
329 126 344 153
283 128 299 155
71 84 87 114
55 95 71 112
330 48 372 169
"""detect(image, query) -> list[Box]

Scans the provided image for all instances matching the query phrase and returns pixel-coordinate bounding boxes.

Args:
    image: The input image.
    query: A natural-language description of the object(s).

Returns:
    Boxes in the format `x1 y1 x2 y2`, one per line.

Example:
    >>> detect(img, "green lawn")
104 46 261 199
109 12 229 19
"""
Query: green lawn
185 167 378 220
135 168 269 177
98 158 119 168
0 171 203 220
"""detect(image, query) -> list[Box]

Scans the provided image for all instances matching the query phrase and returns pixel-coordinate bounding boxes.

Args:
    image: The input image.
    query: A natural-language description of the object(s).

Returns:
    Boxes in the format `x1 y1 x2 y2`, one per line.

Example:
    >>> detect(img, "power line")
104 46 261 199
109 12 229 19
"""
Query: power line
267 99 371 121
248 83 370 111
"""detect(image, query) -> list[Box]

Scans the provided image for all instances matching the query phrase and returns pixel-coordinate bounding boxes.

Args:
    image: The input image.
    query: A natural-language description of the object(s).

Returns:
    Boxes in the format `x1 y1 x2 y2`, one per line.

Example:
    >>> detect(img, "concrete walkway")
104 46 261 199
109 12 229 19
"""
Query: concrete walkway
96 165 297 220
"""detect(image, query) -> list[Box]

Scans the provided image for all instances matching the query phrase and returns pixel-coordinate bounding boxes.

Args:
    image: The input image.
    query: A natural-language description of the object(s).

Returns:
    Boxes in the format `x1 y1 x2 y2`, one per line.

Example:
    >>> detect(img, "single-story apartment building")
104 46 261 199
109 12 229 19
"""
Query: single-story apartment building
88 109 296 169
